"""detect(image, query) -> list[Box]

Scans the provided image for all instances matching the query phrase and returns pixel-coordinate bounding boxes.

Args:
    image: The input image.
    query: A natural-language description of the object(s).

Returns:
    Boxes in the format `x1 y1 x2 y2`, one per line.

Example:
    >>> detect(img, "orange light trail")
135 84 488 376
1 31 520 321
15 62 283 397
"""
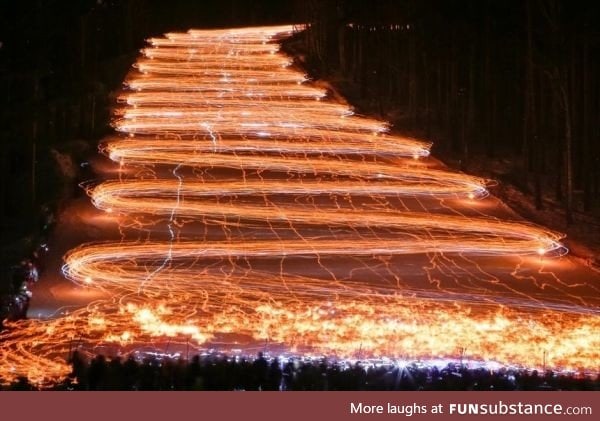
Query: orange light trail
114 111 389 135
0 24 598 387
125 78 328 98
105 136 431 159
92 176 483 201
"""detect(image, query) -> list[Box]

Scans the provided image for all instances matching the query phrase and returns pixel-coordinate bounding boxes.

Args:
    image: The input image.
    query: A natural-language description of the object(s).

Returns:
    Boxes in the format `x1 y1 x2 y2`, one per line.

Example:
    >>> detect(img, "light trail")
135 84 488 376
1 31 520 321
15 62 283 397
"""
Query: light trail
135 64 309 82
137 55 293 70
114 111 388 135
88 181 563 255
63 237 566 289
118 99 353 114
125 77 328 98
105 150 469 184
144 42 280 54
118 113 386 132
141 50 291 64
105 135 431 158
0 24 598 387
91 177 482 200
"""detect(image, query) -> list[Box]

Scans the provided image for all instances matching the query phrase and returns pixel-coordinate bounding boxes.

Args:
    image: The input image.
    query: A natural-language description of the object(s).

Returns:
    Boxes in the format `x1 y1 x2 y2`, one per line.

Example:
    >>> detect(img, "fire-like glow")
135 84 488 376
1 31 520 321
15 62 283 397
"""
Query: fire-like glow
0 25 598 387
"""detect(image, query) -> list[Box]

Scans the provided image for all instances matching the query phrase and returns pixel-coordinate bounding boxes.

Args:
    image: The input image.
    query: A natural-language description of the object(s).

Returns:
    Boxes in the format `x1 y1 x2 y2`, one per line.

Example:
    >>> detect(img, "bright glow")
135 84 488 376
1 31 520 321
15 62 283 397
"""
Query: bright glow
0 24 596 388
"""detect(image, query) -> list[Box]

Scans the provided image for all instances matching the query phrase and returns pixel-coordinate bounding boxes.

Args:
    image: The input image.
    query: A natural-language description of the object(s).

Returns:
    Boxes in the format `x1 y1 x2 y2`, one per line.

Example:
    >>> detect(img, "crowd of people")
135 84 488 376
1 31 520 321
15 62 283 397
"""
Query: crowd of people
2 352 597 391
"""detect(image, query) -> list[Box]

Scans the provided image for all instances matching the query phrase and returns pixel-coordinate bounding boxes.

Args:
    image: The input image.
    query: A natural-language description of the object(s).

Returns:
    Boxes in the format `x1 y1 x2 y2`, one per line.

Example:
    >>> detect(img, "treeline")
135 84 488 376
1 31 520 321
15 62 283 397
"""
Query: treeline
0 1 140 285
292 0 600 223
2 352 598 391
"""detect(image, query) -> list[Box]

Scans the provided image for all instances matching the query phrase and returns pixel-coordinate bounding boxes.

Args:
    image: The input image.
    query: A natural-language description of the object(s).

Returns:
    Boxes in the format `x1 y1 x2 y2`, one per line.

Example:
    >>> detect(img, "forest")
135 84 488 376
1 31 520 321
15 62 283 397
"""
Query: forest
293 0 600 226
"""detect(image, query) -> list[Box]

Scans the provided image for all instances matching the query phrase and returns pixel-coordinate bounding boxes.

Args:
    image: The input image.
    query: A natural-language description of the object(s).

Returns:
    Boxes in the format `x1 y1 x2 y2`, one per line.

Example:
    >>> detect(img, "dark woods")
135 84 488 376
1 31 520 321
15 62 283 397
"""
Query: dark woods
294 0 600 224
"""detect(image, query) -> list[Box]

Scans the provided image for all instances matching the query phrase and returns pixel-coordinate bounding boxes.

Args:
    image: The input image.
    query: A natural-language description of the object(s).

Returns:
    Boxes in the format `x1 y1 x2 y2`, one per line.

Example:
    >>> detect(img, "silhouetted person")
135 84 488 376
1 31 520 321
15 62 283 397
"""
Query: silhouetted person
252 352 268 390
265 358 282 391
123 355 139 390
87 354 107 390
69 350 87 389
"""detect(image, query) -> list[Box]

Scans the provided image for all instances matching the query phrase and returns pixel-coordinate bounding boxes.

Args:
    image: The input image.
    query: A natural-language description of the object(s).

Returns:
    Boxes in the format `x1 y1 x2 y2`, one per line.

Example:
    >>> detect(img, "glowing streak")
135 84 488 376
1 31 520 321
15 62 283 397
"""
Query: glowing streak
103 150 484 196
1 24 596 388
105 135 430 158
126 78 327 98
